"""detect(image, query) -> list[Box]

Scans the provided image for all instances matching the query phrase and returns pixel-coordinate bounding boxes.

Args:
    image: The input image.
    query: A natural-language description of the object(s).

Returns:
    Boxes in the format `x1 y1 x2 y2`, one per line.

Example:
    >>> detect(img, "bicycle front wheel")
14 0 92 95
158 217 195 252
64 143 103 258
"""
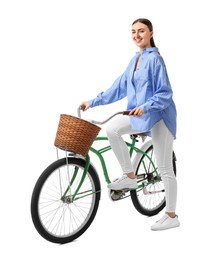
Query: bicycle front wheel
31 157 101 244
131 143 176 216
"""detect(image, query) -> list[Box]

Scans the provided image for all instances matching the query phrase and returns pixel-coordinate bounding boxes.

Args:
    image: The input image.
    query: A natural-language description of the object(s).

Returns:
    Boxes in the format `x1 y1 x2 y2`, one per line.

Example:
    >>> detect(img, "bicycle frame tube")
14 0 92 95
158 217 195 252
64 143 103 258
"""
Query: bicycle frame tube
89 137 112 184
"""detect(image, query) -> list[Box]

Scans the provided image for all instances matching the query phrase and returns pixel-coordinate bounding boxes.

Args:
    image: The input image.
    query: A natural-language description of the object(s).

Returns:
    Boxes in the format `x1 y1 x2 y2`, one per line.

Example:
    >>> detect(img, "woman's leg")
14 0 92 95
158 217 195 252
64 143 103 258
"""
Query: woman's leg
151 120 177 213
151 120 179 230
106 115 139 174
106 115 139 190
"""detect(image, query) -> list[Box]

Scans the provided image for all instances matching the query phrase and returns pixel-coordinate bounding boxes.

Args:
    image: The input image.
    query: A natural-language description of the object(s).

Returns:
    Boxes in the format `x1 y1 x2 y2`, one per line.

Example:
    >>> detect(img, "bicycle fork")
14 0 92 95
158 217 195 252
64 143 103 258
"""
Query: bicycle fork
61 155 91 203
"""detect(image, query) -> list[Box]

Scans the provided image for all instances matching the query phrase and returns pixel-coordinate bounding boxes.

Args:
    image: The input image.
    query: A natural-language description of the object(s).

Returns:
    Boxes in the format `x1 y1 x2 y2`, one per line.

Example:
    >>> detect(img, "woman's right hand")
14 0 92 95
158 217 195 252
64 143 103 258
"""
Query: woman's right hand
80 101 90 111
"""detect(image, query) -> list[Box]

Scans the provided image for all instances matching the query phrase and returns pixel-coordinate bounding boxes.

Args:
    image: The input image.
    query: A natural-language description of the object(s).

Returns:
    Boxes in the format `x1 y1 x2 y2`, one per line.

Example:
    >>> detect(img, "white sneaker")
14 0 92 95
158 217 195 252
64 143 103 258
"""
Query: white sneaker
107 174 138 190
151 214 180 231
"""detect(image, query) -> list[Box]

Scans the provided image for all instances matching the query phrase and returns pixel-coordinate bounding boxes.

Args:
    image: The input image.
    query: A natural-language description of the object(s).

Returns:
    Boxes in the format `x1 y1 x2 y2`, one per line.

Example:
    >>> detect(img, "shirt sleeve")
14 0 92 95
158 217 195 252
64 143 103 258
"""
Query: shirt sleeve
88 72 127 108
140 56 173 112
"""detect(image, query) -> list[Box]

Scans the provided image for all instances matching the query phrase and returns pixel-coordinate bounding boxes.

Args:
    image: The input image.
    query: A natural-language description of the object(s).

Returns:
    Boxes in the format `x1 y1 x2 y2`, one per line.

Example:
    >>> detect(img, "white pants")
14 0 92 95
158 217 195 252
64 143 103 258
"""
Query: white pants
106 116 177 212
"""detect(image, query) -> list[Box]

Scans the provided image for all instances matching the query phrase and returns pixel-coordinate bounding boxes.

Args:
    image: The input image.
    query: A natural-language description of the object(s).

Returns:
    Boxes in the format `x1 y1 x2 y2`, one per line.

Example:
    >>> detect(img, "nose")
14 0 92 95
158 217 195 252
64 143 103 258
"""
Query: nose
135 32 140 38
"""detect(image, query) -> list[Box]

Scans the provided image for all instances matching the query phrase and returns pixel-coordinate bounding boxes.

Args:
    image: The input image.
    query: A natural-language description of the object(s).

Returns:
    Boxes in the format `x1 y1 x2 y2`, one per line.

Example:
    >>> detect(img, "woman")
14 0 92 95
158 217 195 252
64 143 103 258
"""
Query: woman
80 18 180 231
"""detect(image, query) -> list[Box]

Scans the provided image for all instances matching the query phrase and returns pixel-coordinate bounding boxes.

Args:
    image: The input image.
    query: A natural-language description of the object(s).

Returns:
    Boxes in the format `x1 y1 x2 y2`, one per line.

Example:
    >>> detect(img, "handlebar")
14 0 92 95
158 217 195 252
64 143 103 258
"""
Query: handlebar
77 106 130 125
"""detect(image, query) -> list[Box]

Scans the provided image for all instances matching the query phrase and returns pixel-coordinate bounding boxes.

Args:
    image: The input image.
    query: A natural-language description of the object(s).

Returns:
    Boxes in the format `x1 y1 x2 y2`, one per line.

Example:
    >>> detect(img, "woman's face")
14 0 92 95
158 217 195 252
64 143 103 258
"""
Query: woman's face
132 22 153 49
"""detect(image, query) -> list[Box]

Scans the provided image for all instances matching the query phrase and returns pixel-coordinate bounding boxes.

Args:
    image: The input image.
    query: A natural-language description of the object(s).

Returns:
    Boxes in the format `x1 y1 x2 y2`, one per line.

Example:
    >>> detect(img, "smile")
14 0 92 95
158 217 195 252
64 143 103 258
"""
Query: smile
135 38 143 42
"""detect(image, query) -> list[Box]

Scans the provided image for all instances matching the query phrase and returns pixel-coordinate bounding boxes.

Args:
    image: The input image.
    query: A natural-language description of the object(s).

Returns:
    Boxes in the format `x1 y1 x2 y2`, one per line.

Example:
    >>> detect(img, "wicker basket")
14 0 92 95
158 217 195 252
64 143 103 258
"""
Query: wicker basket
54 114 101 156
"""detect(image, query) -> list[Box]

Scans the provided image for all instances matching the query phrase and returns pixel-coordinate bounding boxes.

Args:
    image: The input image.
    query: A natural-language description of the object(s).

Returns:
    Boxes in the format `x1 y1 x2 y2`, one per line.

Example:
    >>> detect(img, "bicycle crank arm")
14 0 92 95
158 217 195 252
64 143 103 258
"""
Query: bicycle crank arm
143 187 165 195
109 189 131 201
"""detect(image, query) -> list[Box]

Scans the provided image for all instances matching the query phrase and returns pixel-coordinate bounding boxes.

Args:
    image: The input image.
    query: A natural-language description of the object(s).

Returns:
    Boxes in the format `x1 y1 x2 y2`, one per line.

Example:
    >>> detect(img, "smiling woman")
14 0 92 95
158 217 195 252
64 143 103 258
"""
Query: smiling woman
80 18 179 231
131 18 156 50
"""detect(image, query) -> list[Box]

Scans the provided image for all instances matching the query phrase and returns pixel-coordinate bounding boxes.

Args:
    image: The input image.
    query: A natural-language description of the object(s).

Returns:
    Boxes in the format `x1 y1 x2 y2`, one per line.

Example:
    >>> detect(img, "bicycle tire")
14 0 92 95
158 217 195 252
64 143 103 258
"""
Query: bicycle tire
31 157 101 244
130 144 176 216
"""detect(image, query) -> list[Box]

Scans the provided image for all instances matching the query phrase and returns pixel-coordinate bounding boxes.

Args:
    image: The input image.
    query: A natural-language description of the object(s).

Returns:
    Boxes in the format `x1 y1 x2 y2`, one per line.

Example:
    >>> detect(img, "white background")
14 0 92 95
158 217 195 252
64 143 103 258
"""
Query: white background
1 0 217 259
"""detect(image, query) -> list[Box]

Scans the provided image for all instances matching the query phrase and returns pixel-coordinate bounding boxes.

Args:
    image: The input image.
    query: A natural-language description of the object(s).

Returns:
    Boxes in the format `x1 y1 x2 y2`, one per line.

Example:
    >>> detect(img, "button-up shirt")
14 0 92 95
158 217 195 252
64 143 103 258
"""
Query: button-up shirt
88 47 177 138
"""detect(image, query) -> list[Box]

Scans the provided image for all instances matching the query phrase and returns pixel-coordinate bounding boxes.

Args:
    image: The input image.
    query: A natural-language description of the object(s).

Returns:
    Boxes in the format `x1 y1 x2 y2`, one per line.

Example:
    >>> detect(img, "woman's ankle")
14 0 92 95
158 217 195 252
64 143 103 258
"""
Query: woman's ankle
166 212 177 218
126 172 135 179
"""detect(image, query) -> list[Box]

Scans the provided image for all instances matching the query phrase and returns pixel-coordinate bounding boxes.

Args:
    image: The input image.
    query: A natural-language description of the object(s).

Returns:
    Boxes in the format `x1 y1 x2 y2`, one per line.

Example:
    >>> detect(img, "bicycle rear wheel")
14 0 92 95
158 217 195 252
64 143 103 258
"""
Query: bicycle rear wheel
31 157 101 244
131 143 176 216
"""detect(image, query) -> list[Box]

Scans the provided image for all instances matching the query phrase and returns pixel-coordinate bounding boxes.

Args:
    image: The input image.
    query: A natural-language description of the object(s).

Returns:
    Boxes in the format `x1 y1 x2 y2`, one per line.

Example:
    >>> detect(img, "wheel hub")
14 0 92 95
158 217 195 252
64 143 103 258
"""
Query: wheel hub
61 196 72 204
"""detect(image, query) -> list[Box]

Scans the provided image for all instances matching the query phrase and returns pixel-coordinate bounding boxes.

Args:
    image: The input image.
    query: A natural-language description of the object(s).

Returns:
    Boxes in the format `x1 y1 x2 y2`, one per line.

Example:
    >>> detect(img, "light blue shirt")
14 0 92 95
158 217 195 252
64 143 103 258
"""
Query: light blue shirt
89 47 177 139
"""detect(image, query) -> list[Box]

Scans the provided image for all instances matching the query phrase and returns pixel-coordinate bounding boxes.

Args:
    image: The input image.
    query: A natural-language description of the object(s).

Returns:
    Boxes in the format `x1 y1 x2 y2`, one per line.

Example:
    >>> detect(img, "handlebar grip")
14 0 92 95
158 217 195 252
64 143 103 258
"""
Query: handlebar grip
80 105 86 111
122 111 131 115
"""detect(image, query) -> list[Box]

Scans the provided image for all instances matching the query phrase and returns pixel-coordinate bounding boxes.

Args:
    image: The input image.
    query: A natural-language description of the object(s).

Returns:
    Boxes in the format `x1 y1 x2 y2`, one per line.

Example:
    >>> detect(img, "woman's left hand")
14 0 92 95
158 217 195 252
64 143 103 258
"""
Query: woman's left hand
129 107 144 117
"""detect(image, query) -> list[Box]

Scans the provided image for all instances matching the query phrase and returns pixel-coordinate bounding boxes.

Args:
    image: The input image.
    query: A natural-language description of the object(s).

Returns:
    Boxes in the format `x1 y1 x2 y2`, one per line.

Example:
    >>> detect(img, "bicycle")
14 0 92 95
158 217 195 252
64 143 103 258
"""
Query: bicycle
31 107 176 244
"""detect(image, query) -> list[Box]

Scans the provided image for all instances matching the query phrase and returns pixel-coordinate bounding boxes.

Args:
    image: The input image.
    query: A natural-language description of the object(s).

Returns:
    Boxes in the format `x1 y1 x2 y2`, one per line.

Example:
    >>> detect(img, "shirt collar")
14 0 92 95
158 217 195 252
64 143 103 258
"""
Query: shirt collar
136 47 159 55
143 47 158 53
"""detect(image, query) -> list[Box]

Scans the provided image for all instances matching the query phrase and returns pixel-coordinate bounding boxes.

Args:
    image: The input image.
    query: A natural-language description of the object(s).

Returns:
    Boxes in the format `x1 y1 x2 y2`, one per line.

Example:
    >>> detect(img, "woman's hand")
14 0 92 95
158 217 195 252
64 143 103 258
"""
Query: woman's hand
129 107 144 117
80 101 90 111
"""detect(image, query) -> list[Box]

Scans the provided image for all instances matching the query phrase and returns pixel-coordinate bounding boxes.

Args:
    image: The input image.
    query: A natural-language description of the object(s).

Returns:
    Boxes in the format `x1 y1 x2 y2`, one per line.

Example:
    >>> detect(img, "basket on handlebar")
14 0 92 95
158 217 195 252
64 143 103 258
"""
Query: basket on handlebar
54 114 101 156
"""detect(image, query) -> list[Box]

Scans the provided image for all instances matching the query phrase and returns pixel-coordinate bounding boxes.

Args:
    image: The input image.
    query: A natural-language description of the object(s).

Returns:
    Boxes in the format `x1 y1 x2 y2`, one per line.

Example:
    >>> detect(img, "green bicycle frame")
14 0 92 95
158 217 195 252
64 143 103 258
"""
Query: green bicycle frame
64 136 158 201
89 136 154 184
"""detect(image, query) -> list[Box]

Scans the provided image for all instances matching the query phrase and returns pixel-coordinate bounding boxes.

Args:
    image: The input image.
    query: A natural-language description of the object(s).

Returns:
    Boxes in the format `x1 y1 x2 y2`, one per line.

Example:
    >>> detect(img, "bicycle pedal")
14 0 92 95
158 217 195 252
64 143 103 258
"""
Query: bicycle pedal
108 189 129 201
117 188 130 192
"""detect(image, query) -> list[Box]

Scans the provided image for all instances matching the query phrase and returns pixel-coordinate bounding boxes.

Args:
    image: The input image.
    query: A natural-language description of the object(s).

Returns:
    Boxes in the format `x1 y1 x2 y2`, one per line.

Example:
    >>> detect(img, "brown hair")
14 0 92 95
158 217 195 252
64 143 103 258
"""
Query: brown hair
132 18 156 47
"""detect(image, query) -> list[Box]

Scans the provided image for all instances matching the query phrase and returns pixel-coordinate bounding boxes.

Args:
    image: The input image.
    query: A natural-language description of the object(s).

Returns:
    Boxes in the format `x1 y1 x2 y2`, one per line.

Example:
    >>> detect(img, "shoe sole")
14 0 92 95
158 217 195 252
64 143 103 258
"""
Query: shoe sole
107 184 138 191
151 223 180 231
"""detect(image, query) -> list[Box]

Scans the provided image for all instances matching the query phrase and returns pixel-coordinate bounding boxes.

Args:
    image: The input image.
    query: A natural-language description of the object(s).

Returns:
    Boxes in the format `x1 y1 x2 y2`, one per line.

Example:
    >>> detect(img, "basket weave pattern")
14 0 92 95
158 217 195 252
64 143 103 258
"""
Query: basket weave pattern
54 114 101 156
